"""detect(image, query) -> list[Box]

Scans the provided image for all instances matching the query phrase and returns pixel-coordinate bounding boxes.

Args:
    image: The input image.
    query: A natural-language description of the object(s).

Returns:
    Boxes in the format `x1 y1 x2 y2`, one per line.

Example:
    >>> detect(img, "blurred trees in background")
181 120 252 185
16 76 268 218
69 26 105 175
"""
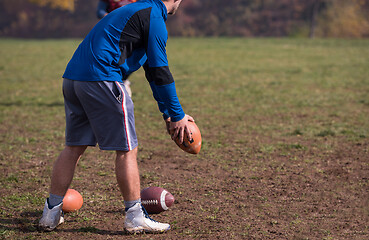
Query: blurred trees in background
0 0 97 38
0 0 368 38
167 0 369 38
316 0 369 38
29 0 75 11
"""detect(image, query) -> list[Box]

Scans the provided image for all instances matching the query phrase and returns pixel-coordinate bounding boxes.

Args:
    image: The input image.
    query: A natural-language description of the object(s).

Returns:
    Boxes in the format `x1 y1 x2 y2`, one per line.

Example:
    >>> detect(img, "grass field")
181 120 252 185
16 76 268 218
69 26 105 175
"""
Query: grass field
0 37 368 239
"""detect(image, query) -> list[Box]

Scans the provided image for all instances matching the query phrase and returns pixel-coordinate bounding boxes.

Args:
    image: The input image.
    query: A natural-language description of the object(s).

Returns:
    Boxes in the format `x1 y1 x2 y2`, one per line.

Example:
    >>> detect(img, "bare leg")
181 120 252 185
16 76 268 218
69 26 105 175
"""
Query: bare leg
116 147 171 233
50 145 87 196
115 147 140 201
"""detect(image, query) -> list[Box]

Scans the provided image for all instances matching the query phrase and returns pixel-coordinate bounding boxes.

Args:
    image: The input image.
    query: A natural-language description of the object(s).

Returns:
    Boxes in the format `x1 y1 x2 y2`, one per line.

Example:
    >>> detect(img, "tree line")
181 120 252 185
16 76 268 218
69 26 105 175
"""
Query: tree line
1 0 368 38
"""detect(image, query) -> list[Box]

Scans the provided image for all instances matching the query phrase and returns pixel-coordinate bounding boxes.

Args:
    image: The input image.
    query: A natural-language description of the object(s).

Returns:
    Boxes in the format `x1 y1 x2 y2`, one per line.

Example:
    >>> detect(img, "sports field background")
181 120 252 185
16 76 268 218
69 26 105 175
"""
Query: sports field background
0 38 368 239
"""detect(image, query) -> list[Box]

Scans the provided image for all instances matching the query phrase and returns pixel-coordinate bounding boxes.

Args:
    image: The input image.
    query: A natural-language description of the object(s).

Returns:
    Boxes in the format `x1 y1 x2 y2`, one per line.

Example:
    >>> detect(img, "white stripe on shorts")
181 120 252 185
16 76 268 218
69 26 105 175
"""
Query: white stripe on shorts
115 81 132 151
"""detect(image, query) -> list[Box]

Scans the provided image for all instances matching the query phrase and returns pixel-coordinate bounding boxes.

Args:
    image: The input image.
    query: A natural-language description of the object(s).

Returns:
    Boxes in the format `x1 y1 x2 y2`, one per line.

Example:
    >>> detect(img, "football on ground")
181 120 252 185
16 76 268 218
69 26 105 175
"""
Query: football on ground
175 121 202 154
141 186 175 214
62 189 83 213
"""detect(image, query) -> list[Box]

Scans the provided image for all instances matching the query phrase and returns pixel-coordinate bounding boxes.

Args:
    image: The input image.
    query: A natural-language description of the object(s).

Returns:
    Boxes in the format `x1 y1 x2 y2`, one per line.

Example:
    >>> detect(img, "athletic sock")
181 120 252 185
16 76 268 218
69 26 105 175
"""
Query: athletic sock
124 199 141 212
48 193 64 209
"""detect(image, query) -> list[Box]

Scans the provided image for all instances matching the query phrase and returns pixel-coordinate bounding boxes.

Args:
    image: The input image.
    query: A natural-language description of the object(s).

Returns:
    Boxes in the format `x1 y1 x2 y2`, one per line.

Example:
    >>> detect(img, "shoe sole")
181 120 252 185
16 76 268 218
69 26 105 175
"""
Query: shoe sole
38 225 56 232
124 226 170 234
38 217 64 231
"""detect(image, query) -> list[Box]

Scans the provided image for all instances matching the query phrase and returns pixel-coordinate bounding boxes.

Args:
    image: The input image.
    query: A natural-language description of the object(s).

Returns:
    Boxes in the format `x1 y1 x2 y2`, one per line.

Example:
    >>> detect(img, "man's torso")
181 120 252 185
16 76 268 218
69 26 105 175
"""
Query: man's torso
63 0 168 82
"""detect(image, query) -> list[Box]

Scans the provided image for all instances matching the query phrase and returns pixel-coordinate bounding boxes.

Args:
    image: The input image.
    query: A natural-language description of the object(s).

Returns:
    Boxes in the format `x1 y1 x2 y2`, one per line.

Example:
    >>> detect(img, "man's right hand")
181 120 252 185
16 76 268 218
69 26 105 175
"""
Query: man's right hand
168 114 194 144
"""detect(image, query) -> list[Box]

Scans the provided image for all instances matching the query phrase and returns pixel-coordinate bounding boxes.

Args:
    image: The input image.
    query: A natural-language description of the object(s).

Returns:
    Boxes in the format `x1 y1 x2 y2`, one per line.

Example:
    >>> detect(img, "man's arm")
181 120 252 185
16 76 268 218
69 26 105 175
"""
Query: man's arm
144 17 191 143
144 63 170 120
144 17 185 122
144 63 185 122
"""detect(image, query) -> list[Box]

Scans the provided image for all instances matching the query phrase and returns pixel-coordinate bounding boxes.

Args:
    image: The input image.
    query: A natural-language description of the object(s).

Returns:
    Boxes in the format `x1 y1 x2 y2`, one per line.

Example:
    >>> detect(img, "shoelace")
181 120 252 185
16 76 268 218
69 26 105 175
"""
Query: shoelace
141 204 158 223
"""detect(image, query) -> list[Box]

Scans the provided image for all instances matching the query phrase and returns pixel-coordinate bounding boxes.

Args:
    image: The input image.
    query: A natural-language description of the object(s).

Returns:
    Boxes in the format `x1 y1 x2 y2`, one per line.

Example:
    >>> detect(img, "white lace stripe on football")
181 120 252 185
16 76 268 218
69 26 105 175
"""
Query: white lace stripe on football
160 190 169 210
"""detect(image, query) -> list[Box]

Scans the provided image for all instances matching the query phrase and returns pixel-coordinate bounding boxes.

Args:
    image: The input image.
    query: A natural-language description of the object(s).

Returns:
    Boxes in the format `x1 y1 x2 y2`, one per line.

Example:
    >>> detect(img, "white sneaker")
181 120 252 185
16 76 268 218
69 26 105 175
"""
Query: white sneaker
39 199 64 231
124 203 170 234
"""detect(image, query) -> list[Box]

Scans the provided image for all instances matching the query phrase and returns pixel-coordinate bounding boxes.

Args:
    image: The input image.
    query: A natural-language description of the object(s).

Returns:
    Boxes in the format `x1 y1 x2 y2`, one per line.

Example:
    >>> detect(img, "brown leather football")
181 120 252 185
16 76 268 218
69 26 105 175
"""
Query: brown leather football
141 186 175 214
174 121 202 154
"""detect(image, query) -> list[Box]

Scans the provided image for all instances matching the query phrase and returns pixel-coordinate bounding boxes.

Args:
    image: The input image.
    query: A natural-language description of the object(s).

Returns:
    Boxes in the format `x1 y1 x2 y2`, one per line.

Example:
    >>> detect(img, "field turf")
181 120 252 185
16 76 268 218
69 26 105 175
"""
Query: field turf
0 38 368 239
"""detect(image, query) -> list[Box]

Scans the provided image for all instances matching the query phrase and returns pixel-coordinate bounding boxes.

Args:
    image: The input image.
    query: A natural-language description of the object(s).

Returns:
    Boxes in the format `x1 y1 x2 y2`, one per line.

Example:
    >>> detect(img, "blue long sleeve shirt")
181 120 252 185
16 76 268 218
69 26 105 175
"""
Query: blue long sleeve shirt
63 0 185 121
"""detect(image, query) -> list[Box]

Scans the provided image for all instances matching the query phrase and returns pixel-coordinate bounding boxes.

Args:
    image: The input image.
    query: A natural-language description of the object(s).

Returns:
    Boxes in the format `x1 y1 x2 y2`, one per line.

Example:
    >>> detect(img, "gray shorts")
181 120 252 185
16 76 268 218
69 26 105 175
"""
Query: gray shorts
63 78 138 151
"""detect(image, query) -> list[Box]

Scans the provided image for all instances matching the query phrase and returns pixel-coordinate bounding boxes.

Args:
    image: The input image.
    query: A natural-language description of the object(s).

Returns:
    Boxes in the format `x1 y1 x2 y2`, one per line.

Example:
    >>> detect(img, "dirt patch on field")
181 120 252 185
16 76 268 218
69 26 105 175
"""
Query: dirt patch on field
1 131 368 240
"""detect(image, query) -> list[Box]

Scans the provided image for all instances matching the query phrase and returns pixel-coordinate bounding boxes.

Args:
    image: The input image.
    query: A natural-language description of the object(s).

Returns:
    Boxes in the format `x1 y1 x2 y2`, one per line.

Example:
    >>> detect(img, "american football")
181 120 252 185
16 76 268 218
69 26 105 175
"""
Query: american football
141 186 175 214
175 121 202 154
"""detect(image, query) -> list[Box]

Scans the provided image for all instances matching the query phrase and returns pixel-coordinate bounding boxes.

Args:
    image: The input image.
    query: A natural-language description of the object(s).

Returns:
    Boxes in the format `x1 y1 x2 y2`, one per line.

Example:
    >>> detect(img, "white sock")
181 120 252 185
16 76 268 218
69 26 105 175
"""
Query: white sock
124 199 141 211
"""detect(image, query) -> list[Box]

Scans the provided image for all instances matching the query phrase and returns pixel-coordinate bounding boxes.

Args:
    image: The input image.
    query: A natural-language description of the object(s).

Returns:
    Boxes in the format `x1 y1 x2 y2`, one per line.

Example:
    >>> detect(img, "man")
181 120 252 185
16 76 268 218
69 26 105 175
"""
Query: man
96 0 137 97
39 0 192 234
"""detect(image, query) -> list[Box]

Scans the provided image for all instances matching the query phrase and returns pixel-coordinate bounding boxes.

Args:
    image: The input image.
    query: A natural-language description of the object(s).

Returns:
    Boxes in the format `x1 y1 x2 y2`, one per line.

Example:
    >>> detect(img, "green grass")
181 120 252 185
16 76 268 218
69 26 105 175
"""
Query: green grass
167 38 369 141
0 37 368 239
1 38 368 144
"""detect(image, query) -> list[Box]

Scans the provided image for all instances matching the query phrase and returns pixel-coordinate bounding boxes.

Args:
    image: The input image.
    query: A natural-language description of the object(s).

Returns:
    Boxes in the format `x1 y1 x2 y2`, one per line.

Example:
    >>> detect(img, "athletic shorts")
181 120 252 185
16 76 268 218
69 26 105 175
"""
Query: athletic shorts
62 78 138 151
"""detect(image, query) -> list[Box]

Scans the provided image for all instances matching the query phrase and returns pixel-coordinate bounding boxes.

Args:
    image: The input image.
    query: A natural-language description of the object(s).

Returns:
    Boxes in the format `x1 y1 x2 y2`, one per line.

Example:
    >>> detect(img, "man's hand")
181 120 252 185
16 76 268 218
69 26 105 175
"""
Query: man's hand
165 114 194 144
165 117 171 135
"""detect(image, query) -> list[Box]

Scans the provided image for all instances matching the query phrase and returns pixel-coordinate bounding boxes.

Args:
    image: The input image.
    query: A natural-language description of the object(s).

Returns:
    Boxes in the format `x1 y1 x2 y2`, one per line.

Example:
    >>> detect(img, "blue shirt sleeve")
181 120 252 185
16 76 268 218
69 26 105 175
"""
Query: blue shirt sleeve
149 81 170 120
153 82 185 122
146 17 169 68
144 16 185 122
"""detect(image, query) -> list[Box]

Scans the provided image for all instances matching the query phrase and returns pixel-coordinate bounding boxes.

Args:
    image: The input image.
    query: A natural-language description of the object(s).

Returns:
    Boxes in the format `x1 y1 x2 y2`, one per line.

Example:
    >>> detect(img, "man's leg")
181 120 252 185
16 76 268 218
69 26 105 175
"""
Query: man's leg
115 147 140 201
39 145 87 231
116 147 170 233
50 145 87 196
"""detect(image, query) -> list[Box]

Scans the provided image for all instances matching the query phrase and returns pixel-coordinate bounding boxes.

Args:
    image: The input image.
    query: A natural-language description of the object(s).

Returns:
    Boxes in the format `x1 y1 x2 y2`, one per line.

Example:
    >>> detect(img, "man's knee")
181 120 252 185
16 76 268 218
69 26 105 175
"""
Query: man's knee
116 147 138 158
65 145 87 156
